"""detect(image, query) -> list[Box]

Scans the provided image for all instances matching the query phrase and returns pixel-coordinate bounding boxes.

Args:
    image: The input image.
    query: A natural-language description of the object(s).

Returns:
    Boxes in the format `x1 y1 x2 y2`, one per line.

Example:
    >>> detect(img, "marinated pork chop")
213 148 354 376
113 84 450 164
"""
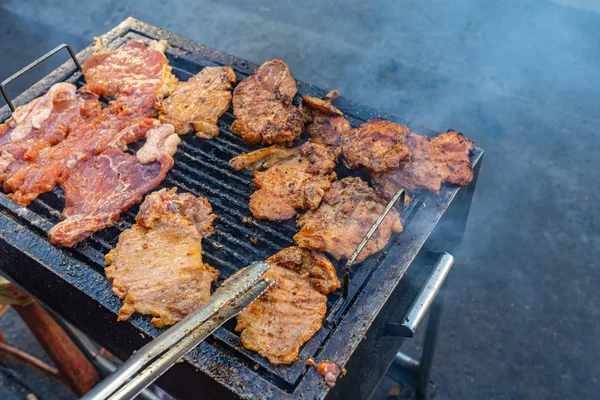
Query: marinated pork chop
82 39 177 116
371 130 475 197
235 246 340 364
231 60 304 146
105 188 218 327
300 90 351 151
341 119 410 172
229 142 336 221
5 115 155 205
0 83 101 185
157 66 236 138
4 40 176 205
294 177 403 263
48 124 180 247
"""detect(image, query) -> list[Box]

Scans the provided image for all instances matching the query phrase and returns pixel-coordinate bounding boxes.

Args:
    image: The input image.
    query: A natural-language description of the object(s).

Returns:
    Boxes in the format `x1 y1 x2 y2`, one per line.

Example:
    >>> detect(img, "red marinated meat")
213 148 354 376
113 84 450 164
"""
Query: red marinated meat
3 40 176 205
82 39 177 116
48 124 180 247
0 83 101 184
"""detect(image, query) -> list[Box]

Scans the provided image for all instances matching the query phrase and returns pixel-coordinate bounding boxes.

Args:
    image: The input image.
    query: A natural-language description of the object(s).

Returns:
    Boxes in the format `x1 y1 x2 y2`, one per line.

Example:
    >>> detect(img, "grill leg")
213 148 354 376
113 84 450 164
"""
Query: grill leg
415 281 446 399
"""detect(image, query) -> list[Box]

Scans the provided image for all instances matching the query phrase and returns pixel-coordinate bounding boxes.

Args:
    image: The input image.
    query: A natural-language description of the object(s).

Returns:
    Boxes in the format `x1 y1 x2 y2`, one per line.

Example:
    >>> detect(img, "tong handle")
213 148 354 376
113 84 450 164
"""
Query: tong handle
108 278 274 400
82 261 270 400
1 43 82 111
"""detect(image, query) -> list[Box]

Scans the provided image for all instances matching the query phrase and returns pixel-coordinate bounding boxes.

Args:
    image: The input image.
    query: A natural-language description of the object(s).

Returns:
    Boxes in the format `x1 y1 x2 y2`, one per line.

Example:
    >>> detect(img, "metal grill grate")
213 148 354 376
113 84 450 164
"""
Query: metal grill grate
0 18 483 398
0 38 418 385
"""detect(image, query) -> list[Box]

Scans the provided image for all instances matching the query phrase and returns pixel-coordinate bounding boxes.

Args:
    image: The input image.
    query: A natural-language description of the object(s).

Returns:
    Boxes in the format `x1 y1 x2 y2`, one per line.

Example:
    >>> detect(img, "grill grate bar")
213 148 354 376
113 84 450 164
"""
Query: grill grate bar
211 133 247 155
171 161 252 203
176 143 249 186
163 172 295 247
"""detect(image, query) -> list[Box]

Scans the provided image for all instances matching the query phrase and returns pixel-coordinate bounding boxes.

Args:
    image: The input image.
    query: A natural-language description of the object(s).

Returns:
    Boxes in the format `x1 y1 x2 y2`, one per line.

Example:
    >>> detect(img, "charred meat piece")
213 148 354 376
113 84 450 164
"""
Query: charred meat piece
105 188 218 327
0 83 101 185
371 130 475 197
48 124 180 247
235 246 340 365
82 39 177 115
229 142 336 221
231 60 304 146
157 66 236 138
294 177 403 263
300 90 351 151
341 119 410 172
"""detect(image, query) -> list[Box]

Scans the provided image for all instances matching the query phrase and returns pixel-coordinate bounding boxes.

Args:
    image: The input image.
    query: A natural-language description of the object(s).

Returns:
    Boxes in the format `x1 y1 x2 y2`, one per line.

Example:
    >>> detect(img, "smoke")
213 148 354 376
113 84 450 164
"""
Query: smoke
1 0 598 397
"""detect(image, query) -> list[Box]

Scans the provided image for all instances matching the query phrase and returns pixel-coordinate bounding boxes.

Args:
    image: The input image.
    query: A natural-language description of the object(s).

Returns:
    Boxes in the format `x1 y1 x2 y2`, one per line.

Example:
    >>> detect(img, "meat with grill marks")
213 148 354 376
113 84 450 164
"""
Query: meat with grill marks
340 119 410 172
157 66 236 138
294 177 403 263
371 130 475 197
300 90 351 152
231 60 304 146
235 246 340 365
105 188 219 327
228 142 336 221
48 124 180 247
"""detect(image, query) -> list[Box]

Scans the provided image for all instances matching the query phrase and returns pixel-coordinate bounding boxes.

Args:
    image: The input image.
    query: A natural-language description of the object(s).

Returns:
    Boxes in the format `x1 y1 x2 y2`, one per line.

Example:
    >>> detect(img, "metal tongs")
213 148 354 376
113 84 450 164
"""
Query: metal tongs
82 262 274 400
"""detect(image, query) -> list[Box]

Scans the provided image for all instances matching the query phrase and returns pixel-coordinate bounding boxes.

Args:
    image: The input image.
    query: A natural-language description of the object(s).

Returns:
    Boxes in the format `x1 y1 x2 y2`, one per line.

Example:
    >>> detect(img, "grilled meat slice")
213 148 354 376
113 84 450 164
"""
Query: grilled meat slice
294 177 403 263
82 39 177 116
235 246 340 365
229 142 336 221
341 119 410 172
105 188 218 327
135 185 216 238
300 90 351 151
231 60 304 146
157 66 236 138
371 130 475 197
48 124 180 247
0 83 102 185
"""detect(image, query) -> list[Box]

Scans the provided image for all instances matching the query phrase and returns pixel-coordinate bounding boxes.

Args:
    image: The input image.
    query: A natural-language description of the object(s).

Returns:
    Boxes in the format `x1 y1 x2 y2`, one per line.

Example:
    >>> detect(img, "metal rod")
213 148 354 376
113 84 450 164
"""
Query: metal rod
403 253 454 335
47 309 161 400
82 261 270 400
393 352 420 375
108 279 274 400
342 188 406 298
416 279 447 399
0 341 61 379
1 43 81 111
325 188 405 324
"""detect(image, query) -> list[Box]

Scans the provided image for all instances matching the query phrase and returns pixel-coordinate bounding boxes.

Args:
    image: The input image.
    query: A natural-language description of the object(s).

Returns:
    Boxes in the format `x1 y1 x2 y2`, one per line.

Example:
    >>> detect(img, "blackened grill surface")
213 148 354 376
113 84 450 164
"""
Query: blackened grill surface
0 18 483 399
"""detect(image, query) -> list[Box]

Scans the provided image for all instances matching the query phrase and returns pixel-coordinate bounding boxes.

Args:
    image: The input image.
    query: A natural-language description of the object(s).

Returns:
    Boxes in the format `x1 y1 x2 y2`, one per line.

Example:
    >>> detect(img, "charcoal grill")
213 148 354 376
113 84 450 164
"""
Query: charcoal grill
0 18 483 399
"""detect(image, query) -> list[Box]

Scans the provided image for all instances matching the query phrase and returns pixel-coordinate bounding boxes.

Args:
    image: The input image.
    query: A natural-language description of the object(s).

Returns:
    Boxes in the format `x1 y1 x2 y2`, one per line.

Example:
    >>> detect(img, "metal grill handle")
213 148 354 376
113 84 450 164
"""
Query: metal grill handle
385 252 454 338
1 43 82 112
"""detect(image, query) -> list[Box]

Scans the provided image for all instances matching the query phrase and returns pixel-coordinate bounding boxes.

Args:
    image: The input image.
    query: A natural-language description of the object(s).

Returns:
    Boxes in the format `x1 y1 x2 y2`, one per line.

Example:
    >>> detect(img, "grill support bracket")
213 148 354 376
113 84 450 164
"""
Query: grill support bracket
0 43 81 111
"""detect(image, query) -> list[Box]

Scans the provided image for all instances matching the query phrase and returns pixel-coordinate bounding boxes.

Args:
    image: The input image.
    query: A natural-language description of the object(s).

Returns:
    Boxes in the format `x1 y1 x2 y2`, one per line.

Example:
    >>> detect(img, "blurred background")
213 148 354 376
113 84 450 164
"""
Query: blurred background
0 0 598 399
